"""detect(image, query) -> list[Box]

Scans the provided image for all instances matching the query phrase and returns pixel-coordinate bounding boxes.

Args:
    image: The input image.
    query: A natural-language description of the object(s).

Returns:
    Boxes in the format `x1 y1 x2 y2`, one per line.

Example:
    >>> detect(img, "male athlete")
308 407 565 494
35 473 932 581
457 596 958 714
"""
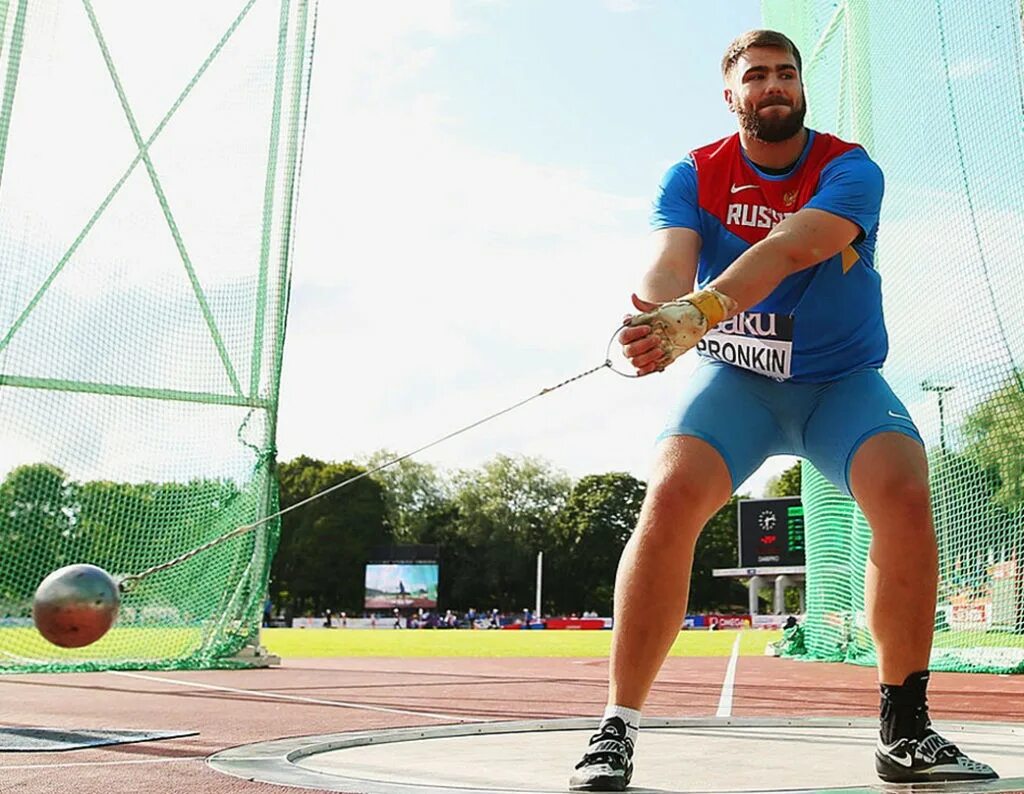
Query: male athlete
569 29 998 791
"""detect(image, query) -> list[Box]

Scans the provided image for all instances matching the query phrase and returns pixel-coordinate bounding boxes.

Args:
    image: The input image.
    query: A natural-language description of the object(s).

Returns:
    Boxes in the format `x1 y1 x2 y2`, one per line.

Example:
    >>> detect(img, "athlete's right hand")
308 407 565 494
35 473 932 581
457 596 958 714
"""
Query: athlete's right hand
619 294 666 377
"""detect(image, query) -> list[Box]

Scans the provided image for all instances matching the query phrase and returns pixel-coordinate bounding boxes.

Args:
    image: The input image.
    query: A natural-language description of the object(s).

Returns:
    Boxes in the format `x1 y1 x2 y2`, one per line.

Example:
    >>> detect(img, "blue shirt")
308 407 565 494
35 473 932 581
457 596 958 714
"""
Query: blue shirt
651 130 886 382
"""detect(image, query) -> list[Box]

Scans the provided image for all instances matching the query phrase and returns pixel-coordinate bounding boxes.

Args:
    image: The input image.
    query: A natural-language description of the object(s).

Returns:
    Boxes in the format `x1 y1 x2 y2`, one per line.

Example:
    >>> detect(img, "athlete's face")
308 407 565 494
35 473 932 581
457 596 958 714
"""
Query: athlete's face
724 46 806 143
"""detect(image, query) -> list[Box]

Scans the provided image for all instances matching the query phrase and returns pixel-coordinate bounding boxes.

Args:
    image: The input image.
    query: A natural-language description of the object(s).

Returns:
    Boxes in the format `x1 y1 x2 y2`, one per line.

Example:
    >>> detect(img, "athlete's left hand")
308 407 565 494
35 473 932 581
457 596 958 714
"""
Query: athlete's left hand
626 289 732 374
619 295 667 376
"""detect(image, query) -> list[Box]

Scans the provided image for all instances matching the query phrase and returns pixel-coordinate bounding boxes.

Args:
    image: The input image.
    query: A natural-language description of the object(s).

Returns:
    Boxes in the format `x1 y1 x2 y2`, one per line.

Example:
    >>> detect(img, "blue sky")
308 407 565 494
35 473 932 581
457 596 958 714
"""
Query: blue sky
279 0 803 495
404 1 759 193
0 0 1016 499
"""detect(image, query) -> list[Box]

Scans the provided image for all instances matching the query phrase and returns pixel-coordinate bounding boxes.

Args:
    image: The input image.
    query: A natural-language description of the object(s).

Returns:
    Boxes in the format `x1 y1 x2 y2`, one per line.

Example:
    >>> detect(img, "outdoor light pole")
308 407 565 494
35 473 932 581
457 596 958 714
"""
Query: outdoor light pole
921 380 955 453
921 380 956 581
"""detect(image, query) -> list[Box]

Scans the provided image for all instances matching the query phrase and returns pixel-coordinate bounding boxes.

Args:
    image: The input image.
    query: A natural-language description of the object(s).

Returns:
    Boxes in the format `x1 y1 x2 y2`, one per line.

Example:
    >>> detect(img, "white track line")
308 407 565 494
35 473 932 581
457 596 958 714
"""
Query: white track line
111 670 484 723
2 756 204 771
715 632 741 717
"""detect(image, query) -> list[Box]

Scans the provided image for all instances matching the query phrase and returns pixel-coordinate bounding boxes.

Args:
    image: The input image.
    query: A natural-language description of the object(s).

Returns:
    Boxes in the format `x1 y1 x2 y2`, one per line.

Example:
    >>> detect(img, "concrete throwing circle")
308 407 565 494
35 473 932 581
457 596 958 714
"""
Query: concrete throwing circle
208 716 1024 793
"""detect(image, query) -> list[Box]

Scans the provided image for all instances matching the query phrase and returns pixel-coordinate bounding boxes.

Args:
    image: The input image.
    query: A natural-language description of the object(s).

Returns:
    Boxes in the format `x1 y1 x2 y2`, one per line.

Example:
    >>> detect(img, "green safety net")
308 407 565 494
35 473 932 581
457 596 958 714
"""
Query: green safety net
762 0 1024 672
0 1 316 672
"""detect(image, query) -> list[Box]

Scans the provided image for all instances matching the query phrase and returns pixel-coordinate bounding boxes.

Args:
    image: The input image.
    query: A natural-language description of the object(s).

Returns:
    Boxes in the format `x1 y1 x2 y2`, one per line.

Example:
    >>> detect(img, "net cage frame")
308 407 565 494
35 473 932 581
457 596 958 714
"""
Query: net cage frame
0 0 317 673
761 0 1024 673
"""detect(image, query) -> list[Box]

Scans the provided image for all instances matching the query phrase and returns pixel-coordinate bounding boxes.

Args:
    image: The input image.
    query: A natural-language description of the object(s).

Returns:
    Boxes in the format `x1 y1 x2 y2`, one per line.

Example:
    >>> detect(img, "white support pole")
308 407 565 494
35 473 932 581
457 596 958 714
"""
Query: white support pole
748 575 763 616
535 551 543 618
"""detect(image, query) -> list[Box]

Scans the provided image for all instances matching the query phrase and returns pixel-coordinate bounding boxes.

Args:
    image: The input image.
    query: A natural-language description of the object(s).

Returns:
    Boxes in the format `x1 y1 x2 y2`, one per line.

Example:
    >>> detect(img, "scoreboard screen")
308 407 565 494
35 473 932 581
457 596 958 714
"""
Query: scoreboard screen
739 497 805 567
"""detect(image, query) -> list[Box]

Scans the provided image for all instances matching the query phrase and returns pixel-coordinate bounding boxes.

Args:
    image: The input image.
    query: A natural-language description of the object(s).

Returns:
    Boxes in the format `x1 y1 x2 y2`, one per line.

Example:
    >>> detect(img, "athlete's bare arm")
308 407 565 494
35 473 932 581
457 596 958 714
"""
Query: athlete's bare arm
636 227 700 303
620 228 701 374
710 207 860 316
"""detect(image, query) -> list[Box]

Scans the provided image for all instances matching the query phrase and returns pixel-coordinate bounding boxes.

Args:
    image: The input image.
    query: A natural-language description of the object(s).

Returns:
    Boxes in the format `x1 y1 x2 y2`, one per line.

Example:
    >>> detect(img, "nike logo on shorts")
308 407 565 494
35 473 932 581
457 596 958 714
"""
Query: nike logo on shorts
888 410 913 421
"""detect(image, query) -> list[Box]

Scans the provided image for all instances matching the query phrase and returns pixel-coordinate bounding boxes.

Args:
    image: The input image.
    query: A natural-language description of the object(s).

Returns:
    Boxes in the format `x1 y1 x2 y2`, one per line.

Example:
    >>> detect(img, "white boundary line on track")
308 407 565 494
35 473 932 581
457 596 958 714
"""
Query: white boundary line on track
715 631 741 717
111 670 485 723
2 756 205 771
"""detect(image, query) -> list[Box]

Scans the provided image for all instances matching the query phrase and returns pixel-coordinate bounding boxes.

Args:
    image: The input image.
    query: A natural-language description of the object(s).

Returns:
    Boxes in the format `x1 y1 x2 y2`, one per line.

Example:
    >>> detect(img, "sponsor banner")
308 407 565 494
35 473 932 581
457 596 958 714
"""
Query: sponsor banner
698 312 794 379
545 618 609 630
948 600 992 632
683 615 707 628
752 615 793 629
706 614 752 629
291 617 324 628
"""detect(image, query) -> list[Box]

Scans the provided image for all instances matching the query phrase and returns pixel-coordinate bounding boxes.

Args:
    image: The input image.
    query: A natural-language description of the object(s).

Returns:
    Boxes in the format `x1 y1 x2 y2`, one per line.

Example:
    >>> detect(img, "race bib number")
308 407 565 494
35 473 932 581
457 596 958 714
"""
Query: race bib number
696 312 793 379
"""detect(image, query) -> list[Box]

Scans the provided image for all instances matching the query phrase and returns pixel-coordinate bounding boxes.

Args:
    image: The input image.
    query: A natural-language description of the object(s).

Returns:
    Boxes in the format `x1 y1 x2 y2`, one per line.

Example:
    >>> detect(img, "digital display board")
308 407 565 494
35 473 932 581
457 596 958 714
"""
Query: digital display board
738 497 804 567
364 563 439 609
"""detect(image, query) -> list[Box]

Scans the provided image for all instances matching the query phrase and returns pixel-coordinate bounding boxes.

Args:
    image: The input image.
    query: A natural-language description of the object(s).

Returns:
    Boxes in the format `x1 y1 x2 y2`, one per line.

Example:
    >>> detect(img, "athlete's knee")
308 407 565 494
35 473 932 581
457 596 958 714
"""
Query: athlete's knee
641 438 731 530
850 433 930 514
858 469 931 514
642 476 718 527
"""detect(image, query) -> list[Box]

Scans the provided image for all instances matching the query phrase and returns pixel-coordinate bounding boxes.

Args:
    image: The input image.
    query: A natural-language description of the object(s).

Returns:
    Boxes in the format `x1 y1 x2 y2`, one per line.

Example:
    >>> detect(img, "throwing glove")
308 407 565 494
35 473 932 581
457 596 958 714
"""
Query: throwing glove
628 288 734 370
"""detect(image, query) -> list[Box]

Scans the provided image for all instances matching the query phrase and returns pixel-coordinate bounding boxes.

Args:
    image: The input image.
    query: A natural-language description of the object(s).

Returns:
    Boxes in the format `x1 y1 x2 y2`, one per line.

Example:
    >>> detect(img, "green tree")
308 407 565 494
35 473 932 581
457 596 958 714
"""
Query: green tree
549 472 646 614
928 448 1023 594
362 450 453 542
273 456 390 616
0 463 76 604
765 461 801 497
450 454 572 611
962 376 1024 509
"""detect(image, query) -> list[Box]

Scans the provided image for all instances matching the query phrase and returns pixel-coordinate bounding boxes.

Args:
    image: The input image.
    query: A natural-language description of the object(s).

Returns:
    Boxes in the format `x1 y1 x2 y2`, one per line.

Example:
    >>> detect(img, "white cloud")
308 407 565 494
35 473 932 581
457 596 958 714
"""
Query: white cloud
946 57 995 80
603 0 645 12
275 2 805 497
0 0 794 500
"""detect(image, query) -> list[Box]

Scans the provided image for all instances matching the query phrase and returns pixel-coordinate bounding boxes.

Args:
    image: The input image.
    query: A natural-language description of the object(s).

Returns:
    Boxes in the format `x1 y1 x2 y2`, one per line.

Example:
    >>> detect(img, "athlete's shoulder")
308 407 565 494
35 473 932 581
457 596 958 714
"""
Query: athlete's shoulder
809 130 878 168
801 131 882 191
690 133 741 167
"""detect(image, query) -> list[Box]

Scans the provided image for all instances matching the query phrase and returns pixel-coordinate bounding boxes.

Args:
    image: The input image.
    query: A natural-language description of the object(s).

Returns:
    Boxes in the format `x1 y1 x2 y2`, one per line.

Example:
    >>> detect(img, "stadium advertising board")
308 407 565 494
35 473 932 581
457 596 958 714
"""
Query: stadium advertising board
364 562 439 609
739 497 805 567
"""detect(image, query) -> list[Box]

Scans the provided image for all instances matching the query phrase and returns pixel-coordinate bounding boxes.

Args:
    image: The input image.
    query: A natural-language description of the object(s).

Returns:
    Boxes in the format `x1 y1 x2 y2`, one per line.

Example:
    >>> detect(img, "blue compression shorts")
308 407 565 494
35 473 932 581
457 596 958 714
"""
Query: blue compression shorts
656 361 924 496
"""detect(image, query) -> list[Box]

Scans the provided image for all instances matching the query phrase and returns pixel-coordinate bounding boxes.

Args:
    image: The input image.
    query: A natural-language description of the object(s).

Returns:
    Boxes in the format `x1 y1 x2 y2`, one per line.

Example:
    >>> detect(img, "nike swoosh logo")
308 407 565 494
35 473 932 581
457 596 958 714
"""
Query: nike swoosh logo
878 739 916 768
888 410 913 421
730 183 759 193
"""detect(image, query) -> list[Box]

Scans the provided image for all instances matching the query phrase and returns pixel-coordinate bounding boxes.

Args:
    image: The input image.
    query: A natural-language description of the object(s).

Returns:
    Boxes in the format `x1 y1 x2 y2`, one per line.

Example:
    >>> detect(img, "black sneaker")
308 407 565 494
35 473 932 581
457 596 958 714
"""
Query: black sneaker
569 716 635 791
875 727 999 783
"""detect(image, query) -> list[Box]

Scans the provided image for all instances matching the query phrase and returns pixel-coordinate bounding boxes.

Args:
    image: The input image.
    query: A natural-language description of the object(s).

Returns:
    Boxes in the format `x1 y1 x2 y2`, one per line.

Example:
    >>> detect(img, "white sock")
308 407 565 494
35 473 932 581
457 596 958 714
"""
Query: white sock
602 704 640 746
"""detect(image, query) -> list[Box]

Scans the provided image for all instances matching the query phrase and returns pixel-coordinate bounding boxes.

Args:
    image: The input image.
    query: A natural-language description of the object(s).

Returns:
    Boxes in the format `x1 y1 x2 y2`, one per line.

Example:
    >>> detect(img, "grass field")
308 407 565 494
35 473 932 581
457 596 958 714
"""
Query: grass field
0 627 782 666
259 628 783 658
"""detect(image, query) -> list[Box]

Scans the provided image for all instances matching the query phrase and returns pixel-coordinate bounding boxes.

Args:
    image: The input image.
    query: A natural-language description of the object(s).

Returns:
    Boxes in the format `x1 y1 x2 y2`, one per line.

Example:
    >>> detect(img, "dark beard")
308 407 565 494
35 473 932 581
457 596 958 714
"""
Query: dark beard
737 98 807 143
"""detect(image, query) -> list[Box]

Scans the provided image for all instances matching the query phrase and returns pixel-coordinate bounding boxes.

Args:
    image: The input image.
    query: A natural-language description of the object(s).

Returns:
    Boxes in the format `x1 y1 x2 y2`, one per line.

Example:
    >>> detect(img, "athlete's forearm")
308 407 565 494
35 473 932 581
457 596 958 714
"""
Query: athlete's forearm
708 234 800 318
638 263 696 303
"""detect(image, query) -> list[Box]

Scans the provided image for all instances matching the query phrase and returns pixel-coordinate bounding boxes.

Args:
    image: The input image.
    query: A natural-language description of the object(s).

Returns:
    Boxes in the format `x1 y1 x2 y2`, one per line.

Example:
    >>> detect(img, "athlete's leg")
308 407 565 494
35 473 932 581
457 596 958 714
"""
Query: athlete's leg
609 362 783 709
848 432 936 685
803 370 996 782
571 363 783 791
608 434 732 709
801 369 933 684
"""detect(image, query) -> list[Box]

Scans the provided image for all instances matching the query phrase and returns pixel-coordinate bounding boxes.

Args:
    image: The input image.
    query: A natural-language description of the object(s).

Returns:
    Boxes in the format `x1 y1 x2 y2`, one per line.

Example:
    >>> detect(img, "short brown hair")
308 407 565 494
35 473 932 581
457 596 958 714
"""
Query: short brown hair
721 30 802 78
